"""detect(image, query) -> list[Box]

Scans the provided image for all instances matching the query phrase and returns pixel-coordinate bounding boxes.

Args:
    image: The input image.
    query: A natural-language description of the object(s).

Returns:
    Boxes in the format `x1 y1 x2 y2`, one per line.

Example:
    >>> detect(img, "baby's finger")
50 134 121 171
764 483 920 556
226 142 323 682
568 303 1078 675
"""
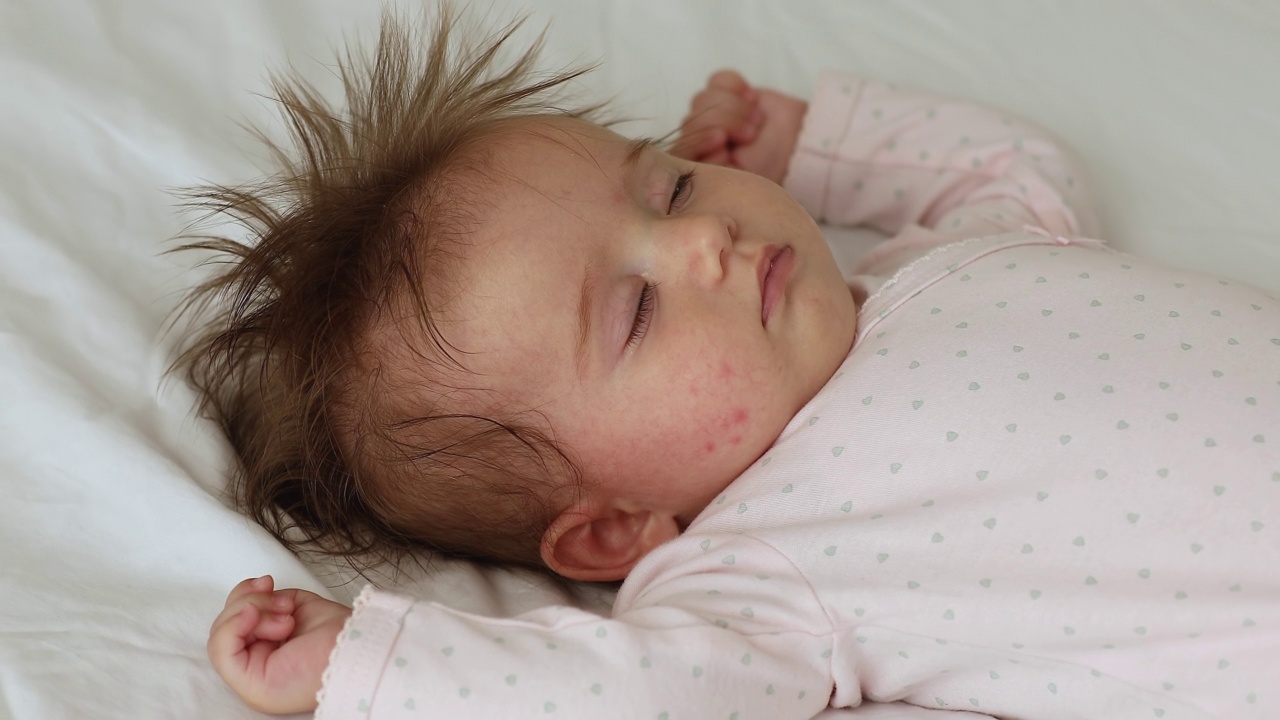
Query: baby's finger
207 601 260 671
209 589 283 638
688 87 753 122
706 69 751 98
687 91 759 145
728 107 763 145
281 588 341 614
700 146 733 168
263 586 319 606
225 575 274 606
248 609 297 643
209 596 298 663
671 126 725 161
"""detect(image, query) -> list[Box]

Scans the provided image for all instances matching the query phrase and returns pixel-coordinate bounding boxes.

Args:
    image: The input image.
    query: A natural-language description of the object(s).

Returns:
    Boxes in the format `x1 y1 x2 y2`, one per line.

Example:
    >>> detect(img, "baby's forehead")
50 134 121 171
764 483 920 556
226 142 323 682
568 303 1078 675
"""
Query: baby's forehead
486 115 637 170
375 115 654 393
371 126 606 370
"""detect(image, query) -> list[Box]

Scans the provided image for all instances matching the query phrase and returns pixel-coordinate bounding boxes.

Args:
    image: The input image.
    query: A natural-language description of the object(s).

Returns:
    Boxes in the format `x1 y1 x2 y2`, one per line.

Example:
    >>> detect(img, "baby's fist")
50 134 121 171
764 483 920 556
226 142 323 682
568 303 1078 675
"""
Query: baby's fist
208 575 351 714
673 70 807 185
671 70 761 165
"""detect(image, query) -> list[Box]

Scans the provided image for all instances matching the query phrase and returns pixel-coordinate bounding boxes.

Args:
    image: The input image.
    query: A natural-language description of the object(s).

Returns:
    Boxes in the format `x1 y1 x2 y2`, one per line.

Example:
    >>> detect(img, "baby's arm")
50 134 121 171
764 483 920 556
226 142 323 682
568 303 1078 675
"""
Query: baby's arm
676 70 1101 267
207 570 833 719
207 575 350 714
785 72 1100 241
314 583 832 719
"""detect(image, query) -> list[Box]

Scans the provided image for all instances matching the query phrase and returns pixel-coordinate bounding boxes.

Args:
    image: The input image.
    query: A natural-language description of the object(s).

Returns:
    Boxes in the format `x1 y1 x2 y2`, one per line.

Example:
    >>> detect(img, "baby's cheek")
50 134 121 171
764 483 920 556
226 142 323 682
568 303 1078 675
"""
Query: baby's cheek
688 376 752 455
698 407 750 454
670 355 762 458
721 407 749 447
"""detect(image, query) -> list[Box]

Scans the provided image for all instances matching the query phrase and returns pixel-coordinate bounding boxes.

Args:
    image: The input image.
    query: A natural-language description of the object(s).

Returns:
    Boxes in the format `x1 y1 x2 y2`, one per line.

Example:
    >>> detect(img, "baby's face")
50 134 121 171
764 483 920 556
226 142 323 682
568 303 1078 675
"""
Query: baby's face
442 117 856 522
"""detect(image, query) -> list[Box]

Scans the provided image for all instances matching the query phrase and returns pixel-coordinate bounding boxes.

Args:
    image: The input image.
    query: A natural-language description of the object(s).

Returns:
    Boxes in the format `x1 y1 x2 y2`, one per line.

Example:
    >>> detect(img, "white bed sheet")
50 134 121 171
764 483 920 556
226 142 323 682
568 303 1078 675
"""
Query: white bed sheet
2 1 1277 718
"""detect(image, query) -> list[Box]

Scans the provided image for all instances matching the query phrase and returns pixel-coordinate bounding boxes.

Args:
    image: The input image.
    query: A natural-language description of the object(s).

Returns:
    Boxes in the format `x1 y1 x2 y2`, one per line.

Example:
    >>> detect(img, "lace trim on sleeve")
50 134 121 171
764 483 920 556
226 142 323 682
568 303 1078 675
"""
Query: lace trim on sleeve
314 584 378 713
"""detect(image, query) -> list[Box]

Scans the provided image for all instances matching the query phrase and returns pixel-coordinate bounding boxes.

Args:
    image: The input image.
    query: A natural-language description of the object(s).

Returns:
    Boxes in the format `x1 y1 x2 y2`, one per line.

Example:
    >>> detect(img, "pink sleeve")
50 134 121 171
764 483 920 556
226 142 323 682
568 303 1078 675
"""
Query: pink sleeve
784 72 1100 275
315 538 835 720
315 588 418 718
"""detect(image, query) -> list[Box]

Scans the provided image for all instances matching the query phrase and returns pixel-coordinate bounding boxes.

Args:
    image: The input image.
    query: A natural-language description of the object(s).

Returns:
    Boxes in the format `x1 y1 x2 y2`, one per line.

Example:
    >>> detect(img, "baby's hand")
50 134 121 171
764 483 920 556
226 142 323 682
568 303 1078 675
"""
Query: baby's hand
672 70 808 185
207 575 352 714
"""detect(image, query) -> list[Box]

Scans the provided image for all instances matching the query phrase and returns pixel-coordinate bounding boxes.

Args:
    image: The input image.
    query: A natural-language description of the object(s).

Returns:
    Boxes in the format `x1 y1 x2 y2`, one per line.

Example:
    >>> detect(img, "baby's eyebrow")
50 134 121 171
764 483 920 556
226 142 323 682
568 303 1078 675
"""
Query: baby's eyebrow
622 137 656 172
574 261 598 377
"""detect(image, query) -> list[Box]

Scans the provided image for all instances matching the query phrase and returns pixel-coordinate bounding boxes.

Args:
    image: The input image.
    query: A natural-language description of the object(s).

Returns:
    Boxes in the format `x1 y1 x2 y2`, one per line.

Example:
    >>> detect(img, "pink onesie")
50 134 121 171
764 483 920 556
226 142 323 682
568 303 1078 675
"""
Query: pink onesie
316 73 1280 719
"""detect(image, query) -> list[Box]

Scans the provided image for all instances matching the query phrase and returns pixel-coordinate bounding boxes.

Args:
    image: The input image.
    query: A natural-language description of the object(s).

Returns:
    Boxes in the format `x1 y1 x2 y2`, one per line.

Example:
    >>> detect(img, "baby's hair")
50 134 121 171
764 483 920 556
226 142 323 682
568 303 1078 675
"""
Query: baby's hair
172 6 608 572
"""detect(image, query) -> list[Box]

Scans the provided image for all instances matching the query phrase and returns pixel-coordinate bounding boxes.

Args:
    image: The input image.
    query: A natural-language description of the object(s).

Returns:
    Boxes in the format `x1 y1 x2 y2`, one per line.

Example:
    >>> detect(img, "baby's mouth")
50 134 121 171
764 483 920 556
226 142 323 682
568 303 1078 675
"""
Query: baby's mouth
759 245 795 326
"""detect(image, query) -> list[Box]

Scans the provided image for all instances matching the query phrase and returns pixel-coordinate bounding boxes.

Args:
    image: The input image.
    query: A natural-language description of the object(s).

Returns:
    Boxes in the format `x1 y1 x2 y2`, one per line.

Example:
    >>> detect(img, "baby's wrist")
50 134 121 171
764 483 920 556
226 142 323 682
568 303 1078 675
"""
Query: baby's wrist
755 90 808 184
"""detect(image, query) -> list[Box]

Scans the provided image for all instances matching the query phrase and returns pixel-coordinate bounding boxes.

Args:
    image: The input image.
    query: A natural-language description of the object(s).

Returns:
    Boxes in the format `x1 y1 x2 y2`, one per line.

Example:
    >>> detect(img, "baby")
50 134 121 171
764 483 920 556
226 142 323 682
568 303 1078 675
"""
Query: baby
194 9 1280 720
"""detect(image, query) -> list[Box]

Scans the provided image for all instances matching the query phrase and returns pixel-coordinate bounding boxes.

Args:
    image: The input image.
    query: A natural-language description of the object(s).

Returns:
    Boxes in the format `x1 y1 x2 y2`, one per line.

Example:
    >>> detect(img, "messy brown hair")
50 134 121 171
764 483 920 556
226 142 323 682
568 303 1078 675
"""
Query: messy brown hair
172 7 606 572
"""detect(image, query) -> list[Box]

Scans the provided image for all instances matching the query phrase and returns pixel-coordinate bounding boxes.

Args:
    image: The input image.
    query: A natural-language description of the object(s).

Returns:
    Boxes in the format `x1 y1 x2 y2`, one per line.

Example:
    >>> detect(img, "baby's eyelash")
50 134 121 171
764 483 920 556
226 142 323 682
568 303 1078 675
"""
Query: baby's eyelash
669 170 695 213
627 283 656 347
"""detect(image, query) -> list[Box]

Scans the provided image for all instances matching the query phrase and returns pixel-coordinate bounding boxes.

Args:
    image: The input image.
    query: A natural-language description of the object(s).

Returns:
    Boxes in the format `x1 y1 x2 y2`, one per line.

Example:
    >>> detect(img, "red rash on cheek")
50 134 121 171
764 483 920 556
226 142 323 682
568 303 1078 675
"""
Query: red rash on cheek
701 408 750 454
717 407 749 431
718 361 735 381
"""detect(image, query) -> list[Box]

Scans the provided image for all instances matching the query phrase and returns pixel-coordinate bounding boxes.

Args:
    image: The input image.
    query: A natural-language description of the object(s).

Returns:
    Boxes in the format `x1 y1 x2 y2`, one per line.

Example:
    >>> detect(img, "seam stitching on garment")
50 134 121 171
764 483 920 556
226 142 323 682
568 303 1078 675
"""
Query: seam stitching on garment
858 236 988 316
819 76 864 220
733 533 839 680
804 153 1004 180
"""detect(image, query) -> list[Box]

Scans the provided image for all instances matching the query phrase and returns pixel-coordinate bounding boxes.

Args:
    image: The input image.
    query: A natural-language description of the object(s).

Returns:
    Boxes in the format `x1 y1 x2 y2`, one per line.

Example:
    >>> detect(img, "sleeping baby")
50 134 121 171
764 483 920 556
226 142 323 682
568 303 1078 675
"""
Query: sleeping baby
189 9 1280 719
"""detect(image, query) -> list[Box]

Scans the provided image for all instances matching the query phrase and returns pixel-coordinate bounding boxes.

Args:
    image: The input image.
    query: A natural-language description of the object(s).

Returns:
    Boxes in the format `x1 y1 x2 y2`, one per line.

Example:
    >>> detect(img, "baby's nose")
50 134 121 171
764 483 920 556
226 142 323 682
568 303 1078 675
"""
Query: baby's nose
668 213 734 285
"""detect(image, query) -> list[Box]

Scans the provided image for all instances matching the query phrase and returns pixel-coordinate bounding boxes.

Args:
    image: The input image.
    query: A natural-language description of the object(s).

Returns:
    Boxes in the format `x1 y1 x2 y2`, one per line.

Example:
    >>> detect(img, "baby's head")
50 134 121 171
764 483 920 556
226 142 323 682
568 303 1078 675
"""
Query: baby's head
177 9 856 582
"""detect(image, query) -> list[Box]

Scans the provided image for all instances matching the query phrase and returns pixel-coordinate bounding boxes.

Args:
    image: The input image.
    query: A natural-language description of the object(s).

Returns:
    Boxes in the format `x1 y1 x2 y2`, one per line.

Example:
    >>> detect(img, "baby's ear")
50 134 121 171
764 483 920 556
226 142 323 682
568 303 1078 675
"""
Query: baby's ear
540 502 679 582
